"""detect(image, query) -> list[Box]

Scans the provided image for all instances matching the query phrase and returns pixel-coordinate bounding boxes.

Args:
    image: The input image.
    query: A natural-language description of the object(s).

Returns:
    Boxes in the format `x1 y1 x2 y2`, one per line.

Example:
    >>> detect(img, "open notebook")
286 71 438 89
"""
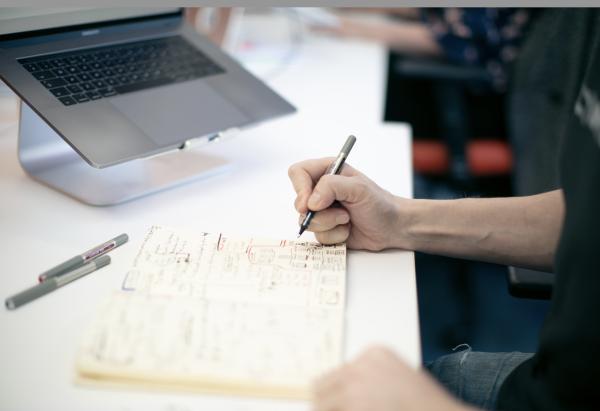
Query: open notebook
74 225 346 400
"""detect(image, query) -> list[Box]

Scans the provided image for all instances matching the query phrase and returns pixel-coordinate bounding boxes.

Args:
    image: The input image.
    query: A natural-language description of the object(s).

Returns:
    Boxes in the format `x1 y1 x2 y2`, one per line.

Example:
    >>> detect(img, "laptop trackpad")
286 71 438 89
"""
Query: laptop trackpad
109 81 249 146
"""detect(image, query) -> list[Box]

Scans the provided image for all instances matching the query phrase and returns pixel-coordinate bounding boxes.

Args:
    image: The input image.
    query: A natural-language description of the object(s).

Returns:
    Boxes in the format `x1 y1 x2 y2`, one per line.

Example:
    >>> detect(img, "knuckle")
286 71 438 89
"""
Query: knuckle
288 162 300 177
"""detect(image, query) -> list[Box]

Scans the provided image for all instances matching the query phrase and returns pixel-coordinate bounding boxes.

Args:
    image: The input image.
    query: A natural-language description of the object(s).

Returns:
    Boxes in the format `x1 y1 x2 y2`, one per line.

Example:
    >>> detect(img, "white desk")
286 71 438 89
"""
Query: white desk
0 19 419 411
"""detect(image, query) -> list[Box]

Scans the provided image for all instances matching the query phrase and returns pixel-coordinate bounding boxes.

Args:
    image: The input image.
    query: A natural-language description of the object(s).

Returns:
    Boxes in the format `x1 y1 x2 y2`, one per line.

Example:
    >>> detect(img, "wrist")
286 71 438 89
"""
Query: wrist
389 196 418 250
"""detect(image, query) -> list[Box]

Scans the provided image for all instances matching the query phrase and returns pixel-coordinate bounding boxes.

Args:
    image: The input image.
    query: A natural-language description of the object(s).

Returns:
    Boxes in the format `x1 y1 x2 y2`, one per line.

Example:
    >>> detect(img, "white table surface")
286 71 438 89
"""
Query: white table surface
0 17 419 411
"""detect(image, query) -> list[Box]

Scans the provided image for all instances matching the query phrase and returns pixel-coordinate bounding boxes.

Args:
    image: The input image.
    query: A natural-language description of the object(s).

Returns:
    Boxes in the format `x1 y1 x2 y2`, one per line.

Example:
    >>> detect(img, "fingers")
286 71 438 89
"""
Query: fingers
313 369 345 411
298 208 349 232
308 174 368 211
315 223 351 245
289 158 356 213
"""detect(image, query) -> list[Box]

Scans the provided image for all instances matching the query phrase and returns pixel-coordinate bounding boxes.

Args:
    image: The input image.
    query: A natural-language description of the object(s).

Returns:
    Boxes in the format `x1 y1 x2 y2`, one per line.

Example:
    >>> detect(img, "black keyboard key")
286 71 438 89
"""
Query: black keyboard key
119 75 131 83
77 73 92 82
92 80 107 88
78 64 92 71
71 93 89 103
49 87 70 97
127 65 137 72
51 68 67 76
77 55 89 63
32 70 56 80
91 62 104 70
37 61 54 70
67 85 82 93
103 69 115 76
104 77 120 86
40 78 67 88
64 75 79 84
79 82 95 91
66 66 80 74
63 57 79 65
115 67 126 75
22 63 41 72
114 58 125 65
58 96 77 106
50 59 66 67
90 71 104 79
102 60 114 67
88 53 101 61
97 87 118 97
85 91 102 100
114 77 173 95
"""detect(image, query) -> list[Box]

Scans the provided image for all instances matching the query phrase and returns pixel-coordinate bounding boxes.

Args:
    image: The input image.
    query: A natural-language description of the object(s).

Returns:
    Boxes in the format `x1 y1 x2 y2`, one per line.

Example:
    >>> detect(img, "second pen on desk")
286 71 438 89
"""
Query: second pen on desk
38 234 128 282
298 135 356 237
5 255 111 310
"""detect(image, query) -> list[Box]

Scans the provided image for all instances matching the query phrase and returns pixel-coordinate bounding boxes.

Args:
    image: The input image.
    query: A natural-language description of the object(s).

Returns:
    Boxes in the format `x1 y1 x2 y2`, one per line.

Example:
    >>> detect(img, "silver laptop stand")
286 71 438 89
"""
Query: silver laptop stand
18 102 231 206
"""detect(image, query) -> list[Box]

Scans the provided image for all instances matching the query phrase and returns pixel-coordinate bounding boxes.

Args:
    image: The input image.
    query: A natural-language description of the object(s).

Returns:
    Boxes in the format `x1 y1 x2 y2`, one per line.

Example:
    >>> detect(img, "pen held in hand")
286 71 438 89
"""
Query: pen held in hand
5 255 111 310
298 135 356 237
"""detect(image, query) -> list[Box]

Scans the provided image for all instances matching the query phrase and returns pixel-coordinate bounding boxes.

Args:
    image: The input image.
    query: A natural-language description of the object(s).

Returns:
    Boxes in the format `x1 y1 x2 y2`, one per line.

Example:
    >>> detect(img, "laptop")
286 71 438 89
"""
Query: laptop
0 8 296 168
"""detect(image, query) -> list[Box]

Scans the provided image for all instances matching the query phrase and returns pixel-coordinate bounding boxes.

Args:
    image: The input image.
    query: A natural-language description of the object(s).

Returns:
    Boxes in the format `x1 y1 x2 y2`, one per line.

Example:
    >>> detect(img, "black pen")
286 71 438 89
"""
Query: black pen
298 135 356 237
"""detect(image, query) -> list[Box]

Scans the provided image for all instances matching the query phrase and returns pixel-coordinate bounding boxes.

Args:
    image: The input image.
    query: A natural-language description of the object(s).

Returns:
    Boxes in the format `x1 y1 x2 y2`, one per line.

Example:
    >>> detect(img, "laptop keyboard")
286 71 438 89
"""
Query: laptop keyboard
17 36 225 106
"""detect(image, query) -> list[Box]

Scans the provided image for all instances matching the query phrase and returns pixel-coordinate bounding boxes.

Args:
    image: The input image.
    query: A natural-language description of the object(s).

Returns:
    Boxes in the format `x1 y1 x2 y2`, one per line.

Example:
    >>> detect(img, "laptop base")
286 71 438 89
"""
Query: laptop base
18 102 230 206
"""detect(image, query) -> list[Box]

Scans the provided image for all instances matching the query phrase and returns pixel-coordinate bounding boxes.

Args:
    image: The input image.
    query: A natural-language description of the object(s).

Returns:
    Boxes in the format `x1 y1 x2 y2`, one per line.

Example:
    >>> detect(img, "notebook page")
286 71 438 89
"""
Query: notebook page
77 292 343 390
122 225 346 309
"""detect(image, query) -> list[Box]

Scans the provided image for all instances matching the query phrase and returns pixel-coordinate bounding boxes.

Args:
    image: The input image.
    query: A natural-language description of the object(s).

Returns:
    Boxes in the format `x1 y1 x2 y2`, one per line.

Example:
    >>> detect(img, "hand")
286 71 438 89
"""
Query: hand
313 346 472 411
310 17 443 57
310 17 397 43
288 158 401 250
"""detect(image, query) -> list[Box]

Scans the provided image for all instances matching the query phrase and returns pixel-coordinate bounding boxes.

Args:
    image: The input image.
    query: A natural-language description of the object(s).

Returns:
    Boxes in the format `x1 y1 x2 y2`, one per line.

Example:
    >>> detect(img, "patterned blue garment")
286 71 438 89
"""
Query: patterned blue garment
421 8 532 92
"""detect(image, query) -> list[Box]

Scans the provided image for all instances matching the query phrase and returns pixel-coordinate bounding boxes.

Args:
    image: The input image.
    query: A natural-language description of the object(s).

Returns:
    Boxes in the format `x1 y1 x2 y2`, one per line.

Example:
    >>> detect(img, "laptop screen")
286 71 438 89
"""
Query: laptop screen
0 8 181 38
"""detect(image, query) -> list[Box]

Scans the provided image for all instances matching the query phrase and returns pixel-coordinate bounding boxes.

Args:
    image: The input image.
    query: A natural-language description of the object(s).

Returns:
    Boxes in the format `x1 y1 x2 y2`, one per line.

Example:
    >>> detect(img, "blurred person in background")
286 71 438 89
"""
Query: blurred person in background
315 8 532 93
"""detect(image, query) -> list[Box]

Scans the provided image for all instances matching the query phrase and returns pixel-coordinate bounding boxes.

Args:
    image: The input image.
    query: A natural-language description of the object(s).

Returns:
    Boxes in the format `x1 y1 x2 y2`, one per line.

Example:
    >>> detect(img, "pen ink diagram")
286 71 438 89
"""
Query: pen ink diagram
122 226 346 308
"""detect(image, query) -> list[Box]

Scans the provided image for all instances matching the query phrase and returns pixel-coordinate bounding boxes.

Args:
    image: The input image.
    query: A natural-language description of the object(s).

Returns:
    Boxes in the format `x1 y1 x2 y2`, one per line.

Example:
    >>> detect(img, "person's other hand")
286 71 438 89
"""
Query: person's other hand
310 17 395 44
288 158 401 250
313 346 472 411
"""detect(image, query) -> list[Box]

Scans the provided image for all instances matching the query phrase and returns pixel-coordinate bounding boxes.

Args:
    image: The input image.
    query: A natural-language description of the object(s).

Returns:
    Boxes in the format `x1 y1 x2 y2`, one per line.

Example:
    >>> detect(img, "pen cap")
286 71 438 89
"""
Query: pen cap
6 280 57 310
115 233 129 246
94 255 111 268
341 135 356 156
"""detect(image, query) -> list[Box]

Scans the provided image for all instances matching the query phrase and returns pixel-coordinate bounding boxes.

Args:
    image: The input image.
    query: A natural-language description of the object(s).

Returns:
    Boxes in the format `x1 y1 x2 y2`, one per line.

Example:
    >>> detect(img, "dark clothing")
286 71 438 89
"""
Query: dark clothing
421 8 532 93
507 9 600 197
497 17 600 411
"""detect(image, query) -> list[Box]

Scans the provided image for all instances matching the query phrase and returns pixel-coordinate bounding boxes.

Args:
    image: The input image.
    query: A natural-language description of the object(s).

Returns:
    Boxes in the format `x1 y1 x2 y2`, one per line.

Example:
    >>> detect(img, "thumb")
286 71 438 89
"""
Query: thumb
308 175 367 211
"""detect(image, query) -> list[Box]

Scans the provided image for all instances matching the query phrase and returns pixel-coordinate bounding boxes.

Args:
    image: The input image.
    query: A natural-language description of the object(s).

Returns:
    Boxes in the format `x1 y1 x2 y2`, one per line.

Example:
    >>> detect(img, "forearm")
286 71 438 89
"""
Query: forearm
393 190 565 272
384 23 444 56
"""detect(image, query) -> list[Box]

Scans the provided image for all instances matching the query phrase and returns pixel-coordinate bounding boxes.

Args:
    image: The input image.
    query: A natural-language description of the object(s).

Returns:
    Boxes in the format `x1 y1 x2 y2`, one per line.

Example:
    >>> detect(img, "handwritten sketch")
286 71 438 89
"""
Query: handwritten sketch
122 225 346 308
77 292 343 389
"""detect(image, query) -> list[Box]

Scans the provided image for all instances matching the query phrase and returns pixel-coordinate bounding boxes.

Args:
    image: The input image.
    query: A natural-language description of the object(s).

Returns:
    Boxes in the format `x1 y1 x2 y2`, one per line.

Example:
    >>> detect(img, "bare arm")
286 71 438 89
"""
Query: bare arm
289 159 565 273
394 190 565 272
312 18 444 57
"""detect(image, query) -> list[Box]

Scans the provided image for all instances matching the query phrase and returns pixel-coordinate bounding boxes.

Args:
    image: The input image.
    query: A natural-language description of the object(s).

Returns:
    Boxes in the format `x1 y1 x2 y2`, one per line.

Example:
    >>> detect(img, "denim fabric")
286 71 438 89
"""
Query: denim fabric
424 347 534 410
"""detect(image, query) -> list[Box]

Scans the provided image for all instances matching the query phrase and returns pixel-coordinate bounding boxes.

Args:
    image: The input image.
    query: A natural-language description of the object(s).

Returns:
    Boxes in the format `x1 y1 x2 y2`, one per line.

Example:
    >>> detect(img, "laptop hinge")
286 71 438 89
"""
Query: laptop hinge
181 127 240 151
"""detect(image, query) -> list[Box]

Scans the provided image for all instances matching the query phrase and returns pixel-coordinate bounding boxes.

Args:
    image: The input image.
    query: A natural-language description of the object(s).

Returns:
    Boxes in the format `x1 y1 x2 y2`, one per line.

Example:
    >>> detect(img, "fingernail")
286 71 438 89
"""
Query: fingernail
308 192 321 208
336 214 349 224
